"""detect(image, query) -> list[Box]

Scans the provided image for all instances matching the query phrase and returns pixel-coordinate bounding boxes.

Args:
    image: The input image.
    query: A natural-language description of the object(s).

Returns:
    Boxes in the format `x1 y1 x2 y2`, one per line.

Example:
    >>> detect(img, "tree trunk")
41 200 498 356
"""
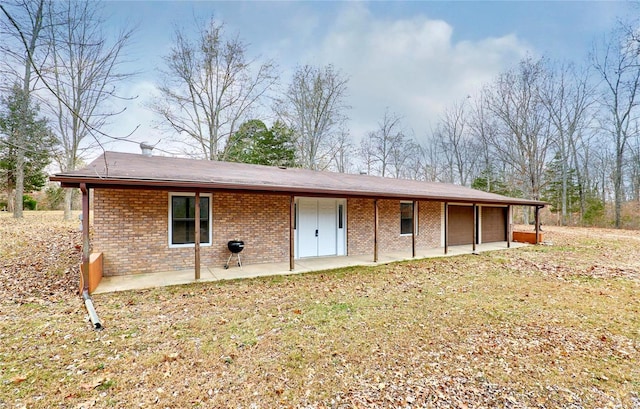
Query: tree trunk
13 149 24 218
614 148 623 228
63 188 73 220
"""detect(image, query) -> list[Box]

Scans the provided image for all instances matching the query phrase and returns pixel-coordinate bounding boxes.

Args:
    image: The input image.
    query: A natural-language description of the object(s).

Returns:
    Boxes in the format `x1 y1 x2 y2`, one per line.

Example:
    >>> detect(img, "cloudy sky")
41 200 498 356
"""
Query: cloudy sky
99 1 631 157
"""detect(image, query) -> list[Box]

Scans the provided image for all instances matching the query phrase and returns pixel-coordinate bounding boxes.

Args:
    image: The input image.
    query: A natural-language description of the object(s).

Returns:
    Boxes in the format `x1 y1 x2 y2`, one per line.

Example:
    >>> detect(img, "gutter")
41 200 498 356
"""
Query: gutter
50 176 547 208
80 183 103 330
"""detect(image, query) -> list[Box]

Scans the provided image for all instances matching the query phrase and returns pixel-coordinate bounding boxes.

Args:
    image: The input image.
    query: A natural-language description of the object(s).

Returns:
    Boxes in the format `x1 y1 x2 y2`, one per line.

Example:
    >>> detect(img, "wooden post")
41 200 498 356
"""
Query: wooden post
472 203 477 253
290 196 295 271
535 205 541 245
373 199 379 262
444 202 449 255
194 191 201 280
411 200 417 258
507 205 511 248
80 183 90 295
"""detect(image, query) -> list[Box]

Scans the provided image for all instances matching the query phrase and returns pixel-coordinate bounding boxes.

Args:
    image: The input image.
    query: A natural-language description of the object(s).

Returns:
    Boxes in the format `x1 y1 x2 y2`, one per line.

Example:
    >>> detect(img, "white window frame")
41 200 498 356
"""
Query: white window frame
168 192 213 248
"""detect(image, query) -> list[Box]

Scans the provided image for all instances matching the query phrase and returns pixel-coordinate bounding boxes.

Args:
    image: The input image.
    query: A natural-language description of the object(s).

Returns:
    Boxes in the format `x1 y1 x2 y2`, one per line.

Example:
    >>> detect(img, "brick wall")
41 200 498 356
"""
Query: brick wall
346 199 442 256
212 192 290 266
92 189 444 276
416 201 442 249
346 198 374 255
93 189 290 276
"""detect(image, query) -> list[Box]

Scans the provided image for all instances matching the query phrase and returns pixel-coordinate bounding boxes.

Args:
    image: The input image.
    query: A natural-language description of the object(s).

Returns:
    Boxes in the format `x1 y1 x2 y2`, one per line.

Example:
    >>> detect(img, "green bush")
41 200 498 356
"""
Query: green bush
23 195 37 210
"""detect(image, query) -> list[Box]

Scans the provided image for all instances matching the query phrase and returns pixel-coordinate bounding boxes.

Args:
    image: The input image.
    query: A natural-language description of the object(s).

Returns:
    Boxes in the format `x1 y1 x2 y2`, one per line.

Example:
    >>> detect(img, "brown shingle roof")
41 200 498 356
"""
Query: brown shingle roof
50 151 545 206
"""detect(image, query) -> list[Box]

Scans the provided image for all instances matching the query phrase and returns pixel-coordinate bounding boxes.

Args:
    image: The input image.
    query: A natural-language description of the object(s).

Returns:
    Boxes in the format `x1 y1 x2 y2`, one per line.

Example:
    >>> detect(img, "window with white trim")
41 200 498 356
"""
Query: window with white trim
400 202 413 235
169 193 212 247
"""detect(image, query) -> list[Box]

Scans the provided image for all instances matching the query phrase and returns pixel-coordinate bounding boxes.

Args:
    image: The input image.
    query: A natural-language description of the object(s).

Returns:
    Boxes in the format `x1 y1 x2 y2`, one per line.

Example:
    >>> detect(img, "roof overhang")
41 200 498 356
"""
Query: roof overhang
49 152 547 207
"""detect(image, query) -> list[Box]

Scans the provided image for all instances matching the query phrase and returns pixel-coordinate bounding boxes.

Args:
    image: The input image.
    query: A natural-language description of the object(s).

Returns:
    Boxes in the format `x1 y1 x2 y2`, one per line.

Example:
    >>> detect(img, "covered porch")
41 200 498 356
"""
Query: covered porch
93 241 527 294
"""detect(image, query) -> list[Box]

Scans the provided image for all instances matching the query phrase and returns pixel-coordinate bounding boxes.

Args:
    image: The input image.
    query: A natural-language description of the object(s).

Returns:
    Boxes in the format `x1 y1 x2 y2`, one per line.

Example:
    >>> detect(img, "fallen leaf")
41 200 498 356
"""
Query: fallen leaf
11 375 27 384
164 352 180 362
80 377 105 390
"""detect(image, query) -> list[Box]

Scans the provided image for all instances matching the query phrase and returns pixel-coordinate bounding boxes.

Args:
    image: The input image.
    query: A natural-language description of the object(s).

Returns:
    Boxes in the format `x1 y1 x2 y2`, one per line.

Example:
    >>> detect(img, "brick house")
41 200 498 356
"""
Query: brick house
51 151 545 281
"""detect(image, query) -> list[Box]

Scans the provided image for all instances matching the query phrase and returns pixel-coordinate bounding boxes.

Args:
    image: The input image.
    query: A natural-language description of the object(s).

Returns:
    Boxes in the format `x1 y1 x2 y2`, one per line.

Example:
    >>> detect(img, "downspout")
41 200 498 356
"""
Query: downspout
80 183 102 330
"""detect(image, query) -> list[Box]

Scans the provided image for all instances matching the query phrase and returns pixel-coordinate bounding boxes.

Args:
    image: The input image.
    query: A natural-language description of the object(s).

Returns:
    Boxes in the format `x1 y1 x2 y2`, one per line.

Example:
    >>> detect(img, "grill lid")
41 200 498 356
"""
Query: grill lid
227 240 244 253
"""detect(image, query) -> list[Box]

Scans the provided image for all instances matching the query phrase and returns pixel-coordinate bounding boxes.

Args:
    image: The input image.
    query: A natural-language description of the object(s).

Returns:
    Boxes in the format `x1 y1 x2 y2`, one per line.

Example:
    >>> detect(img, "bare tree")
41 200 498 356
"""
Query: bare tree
432 99 479 186
152 17 277 161
402 143 426 181
0 0 46 218
277 64 349 170
416 139 443 182
592 25 640 228
359 109 415 178
482 57 555 205
45 1 135 220
629 131 640 203
468 90 501 191
330 129 354 173
540 61 596 224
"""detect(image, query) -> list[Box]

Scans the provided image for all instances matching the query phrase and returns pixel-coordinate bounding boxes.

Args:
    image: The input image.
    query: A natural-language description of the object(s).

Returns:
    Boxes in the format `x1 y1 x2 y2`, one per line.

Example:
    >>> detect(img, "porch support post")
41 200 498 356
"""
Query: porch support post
373 199 379 262
412 200 417 258
535 205 541 245
289 195 295 271
80 183 90 295
444 202 449 255
472 203 477 254
194 190 201 280
507 205 512 248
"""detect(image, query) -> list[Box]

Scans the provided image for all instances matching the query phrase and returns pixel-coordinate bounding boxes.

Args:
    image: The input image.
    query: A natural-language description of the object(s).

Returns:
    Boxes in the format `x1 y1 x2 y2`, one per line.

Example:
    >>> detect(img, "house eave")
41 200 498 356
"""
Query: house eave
49 174 546 207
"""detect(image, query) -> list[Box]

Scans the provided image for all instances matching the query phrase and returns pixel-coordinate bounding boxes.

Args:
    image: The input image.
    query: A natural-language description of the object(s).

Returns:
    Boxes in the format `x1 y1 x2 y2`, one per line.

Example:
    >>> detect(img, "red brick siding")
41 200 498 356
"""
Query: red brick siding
346 198 374 256
212 192 290 266
93 189 173 276
416 201 442 249
346 199 441 256
93 189 290 276
92 189 444 276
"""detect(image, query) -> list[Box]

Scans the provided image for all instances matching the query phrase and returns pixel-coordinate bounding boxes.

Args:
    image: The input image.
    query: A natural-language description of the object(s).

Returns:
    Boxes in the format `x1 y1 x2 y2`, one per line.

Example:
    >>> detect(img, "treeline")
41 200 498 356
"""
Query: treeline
1 2 639 228
0 1 133 219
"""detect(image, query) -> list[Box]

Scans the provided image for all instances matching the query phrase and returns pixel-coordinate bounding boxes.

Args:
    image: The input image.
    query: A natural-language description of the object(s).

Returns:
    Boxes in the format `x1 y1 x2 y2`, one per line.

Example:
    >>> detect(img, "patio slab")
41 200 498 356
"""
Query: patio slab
93 241 526 294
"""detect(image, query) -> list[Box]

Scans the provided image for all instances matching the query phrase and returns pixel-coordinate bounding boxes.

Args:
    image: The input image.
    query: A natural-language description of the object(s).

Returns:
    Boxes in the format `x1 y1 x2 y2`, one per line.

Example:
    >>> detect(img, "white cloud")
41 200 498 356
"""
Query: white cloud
310 4 532 143
90 2 536 160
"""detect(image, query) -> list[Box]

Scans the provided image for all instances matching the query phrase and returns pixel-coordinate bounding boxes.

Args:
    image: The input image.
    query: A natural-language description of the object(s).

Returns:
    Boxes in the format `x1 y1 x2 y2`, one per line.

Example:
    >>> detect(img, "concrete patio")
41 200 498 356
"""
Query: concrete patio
93 241 527 294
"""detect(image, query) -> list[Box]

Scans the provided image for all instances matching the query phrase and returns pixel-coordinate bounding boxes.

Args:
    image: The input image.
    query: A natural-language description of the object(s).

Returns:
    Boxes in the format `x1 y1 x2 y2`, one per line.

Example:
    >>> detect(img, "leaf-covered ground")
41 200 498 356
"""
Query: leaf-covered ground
1 212 639 408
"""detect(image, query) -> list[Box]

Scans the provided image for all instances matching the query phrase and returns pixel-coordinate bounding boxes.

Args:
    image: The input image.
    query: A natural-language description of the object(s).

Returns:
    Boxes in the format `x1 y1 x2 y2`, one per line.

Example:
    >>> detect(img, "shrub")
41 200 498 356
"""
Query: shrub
23 195 37 210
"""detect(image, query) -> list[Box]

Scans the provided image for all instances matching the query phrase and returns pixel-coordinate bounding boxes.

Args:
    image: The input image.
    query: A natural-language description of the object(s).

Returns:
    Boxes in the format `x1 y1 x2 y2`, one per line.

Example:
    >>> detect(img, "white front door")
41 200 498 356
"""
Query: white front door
318 199 337 256
298 199 320 258
296 198 344 258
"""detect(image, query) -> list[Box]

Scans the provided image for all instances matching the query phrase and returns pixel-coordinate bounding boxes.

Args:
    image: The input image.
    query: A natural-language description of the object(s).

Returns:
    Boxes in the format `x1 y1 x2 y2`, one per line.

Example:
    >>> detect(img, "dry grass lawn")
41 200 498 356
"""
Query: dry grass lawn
1 211 639 408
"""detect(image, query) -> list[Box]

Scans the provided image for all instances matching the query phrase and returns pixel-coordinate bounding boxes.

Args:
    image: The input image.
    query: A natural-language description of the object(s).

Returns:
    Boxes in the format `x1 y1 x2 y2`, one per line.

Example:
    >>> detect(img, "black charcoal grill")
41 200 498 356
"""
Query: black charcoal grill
224 240 244 269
